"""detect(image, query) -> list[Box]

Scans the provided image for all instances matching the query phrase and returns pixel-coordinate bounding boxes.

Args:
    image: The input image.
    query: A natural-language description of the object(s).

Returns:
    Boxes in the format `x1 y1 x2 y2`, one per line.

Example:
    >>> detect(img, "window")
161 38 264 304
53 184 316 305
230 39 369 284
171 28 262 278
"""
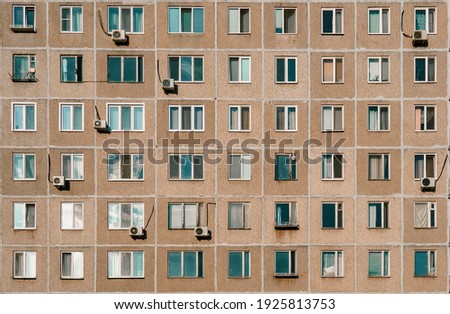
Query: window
168 203 199 229
414 154 435 179
12 5 35 30
228 8 250 34
322 154 343 180
14 251 36 279
108 154 144 180
322 106 343 131
228 251 250 278
275 154 297 180
168 251 203 278
322 202 343 228
229 106 250 131
368 251 389 277
228 203 250 229
276 106 297 131
12 103 35 131
368 8 389 34
368 105 389 131
168 7 204 33
229 154 251 180
169 56 203 82
61 154 84 180
229 57 251 83
61 56 82 83
107 56 143 83
168 154 203 180
61 6 83 33
13 55 36 81
274 251 296 277
169 105 203 131
61 252 83 279
275 203 298 228
13 153 35 180
274 8 296 34
61 203 83 230
322 57 343 83
415 8 436 33
322 8 343 34
414 57 436 83
415 105 435 131
368 154 389 180
322 251 344 277
13 203 36 229
108 6 143 33
108 104 144 131
276 57 297 83
414 202 436 228
414 251 436 277
368 57 389 83
60 103 83 131
368 202 389 228
108 203 144 229
108 251 144 278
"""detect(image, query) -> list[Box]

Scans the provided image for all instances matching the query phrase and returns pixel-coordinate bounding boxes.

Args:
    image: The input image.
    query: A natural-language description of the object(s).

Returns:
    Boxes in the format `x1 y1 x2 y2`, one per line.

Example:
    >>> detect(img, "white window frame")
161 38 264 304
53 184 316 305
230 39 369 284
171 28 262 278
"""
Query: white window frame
322 57 344 83
61 153 84 181
414 250 436 277
228 154 251 180
107 251 144 278
59 103 84 132
322 202 344 229
229 56 251 83
107 6 144 34
368 57 389 83
228 202 251 230
274 250 297 277
275 57 297 83
368 251 390 277
414 7 436 34
228 7 251 34
321 105 344 132
414 202 436 228
168 154 204 180
107 56 144 83
12 102 36 132
368 154 390 181
60 6 83 33
228 251 251 278
13 54 36 81
275 106 297 132
167 7 204 34
368 105 390 131
13 153 36 180
60 55 82 83
61 202 84 230
107 202 144 230
414 56 436 83
13 202 36 230
107 103 145 131
229 105 251 132
107 154 144 181
415 105 436 132
321 154 344 180
274 202 298 228
167 251 203 278
368 8 390 34
13 251 36 279
321 251 344 277
12 5 36 29
414 153 436 180
321 8 343 34
368 202 389 228
168 56 204 83
274 8 297 34
168 105 204 132
60 252 84 279
168 203 200 230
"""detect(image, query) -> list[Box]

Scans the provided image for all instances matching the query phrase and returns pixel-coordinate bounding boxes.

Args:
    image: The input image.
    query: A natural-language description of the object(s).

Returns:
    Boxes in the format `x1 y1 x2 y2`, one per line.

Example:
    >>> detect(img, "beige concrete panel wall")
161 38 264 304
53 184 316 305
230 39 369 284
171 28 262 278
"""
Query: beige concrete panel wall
217 246 261 292
310 246 355 292
156 247 214 292
356 197 402 244
96 246 155 292
48 197 95 246
49 247 95 292
156 2 214 49
356 101 401 147
310 197 355 244
217 3 262 49
48 2 94 48
356 245 401 293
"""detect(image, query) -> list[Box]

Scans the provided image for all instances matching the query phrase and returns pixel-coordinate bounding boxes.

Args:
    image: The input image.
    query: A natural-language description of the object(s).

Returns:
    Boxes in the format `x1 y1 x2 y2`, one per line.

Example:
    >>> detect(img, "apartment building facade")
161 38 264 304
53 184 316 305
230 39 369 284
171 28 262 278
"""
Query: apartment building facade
0 0 449 293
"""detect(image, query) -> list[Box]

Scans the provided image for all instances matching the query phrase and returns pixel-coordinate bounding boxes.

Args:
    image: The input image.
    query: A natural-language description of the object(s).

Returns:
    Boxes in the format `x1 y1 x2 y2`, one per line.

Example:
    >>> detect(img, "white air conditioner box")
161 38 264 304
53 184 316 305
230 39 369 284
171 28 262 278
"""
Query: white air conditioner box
53 176 65 188
420 177 436 191
194 227 209 238
162 78 175 91
112 29 127 43
129 226 145 237
93 119 107 131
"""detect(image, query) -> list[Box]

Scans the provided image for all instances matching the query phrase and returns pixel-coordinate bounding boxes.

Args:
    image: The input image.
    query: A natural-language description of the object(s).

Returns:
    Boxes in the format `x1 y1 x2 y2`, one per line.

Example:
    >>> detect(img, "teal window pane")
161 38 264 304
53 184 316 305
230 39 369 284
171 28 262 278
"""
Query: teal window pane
383 252 389 276
194 58 203 81
180 155 192 179
168 8 180 32
132 8 143 32
132 204 143 227
133 155 143 180
275 155 289 180
368 10 380 33
180 57 192 81
193 8 203 33
73 155 83 179
241 58 250 82
275 9 282 33
197 252 203 277
275 252 289 273
415 10 426 30
26 8 34 27
137 57 143 82
108 57 121 82
14 204 25 228
229 58 239 81
276 203 290 225
183 252 197 277
132 251 143 277
288 59 296 82
244 252 250 277
322 11 333 33
14 155 24 179
414 251 428 276
123 57 137 82
14 56 28 80
108 7 119 32
25 155 35 178
73 106 82 130
134 107 143 130
193 156 203 179
121 107 131 130
368 252 381 276
168 252 182 277
14 106 24 130
108 107 119 130
25 106 35 130
72 7 82 32
121 9 131 32
276 59 285 82
169 57 179 81
61 57 76 82
228 252 243 277
194 107 203 130
181 9 192 32
107 155 119 180
61 107 71 130
61 8 70 31
322 203 336 228
415 59 426 81
14 7 24 27
169 155 179 179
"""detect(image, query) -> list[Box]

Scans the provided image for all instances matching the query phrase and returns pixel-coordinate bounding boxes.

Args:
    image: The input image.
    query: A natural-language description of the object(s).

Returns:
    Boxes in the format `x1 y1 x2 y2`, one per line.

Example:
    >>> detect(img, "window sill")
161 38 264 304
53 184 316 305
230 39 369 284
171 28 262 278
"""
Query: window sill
321 227 344 230
275 224 299 230
274 33 298 35
413 81 437 84
228 130 252 133
321 32 344 36
61 277 84 280
274 179 298 182
61 228 85 231
174 81 205 84
275 81 298 84
367 227 390 230
10 26 36 33
413 227 437 229
228 228 251 231
414 130 437 133
275 129 298 132
321 178 344 181
228 32 251 35
60 130 85 133
60 81 84 84
414 275 437 278
13 130 37 132
13 277 36 280
367 179 390 181
14 179 37 181
12 78 37 82
321 130 344 133
321 81 344 84
274 273 298 278
368 276 391 278
107 179 145 182
169 130 205 133
107 81 144 84
107 277 145 279
367 130 390 132
229 81 252 84
321 275 344 278
168 179 205 181
367 33 391 36
13 228 36 231
368 81 390 84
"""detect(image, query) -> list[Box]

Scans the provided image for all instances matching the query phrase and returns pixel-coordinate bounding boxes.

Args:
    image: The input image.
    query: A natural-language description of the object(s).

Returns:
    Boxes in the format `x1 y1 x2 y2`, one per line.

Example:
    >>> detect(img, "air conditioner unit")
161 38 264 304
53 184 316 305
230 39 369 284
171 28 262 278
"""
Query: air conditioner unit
129 226 145 237
53 176 66 188
194 227 209 238
112 29 127 43
420 177 436 191
162 78 175 91
412 30 428 46
93 119 107 131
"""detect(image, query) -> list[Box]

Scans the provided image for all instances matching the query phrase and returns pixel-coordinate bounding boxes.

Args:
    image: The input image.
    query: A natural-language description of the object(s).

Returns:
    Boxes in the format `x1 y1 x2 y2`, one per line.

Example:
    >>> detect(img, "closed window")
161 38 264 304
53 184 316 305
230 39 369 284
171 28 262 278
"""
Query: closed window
108 154 144 180
61 6 83 33
414 57 436 83
368 154 389 180
169 105 203 131
322 154 343 180
107 56 143 83
228 8 250 34
274 251 296 277
60 103 83 131
13 103 35 131
108 104 144 131
322 8 343 34
61 203 84 230
414 154 435 179
415 105 435 131
169 154 203 180
61 56 82 82
368 57 389 82
61 154 84 180
322 251 344 277
368 251 389 277
108 203 144 229
13 55 36 81
274 8 296 34
168 203 199 229
368 105 389 131
14 251 36 279
368 8 389 34
168 7 204 33
228 203 250 229
229 106 250 131
414 250 435 277
169 56 203 82
368 202 389 228
322 105 343 131
108 251 144 278
229 154 251 180
322 202 343 229
13 153 35 180
61 252 83 279
12 5 35 29
229 57 251 83
168 251 203 278
108 7 143 33
414 202 436 228
275 202 298 228
13 203 36 229
228 251 250 278
276 106 296 131
415 8 436 33
275 154 297 180
322 57 343 83
276 57 297 83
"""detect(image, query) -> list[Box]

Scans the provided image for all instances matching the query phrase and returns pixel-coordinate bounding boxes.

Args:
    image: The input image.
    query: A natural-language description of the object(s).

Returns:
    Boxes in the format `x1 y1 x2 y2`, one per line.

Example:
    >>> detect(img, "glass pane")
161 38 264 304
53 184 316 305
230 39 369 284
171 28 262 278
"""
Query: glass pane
132 251 144 277
334 155 343 178
108 57 121 82
275 252 289 273
132 155 143 180
194 107 203 130
415 58 426 81
184 204 198 228
14 7 24 27
229 58 239 81
169 57 179 81
275 9 282 33
276 203 290 225
108 106 119 130
382 9 389 33
15 253 24 277
121 107 131 130
123 57 137 82
285 9 296 33
72 7 82 32
228 252 243 277
322 10 333 33
229 204 243 228
181 107 191 130
121 252 131 277
14 106 24 130
73 106 82 130
169 204 182 229
74 204 83 229
133 106 144 131
25 105 35 130
194 58 203 81
180 155 192 179
73 154 83 179
120 204 131 228
241 9 250 33
427 58 435 81
180 57 192 82
287 59 296 82
426 107 435 130
169 107 179 130
335 10 342 33
132 8 143 32
415 10 426 30
275 155 289 180
381 58 389 81
228 9 239 33
323 59 333 82
241 58 250 82
181 8 192 32
14 203 25 228
369 252 381 276
193 8 204 33
368 10 380 33
168 8 179 32
368 59 379 81
380 107 389 130
121 8 131 32
108 203 120 228
193 156 203 179
62 253 72 277
414 251 428 276
108 7 119 32
241 107 250 130
334 107 343 131
322 203 336 228
25 155 35 179
335 59 343 82
169 155 179 179
183 252 197 277
276 59 285 82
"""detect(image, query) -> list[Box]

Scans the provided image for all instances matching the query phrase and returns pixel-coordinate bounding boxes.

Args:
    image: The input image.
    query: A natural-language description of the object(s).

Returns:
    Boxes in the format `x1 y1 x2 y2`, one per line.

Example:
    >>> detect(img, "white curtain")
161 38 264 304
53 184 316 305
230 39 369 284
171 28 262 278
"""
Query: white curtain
229 204 243 228
14 154 24 179
368 59 379 81
170 107 179 130
25 252 36 278
368 107 378 130
241 155 251 180
229 9 238 33
229 107 238 130
73 252 84 278
369 10 380 33
369 155 381 180
322 252 336 277
322 107 332 130
323 155 332 179
132 155 144 179
184 204 198 228
287 107 296 130
62 58 68 81
108 203 120 228
414 203 428 227
14 203 25 228
368 204 377 227
169 204 182 228
73 154 83 179
415 156 424 178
